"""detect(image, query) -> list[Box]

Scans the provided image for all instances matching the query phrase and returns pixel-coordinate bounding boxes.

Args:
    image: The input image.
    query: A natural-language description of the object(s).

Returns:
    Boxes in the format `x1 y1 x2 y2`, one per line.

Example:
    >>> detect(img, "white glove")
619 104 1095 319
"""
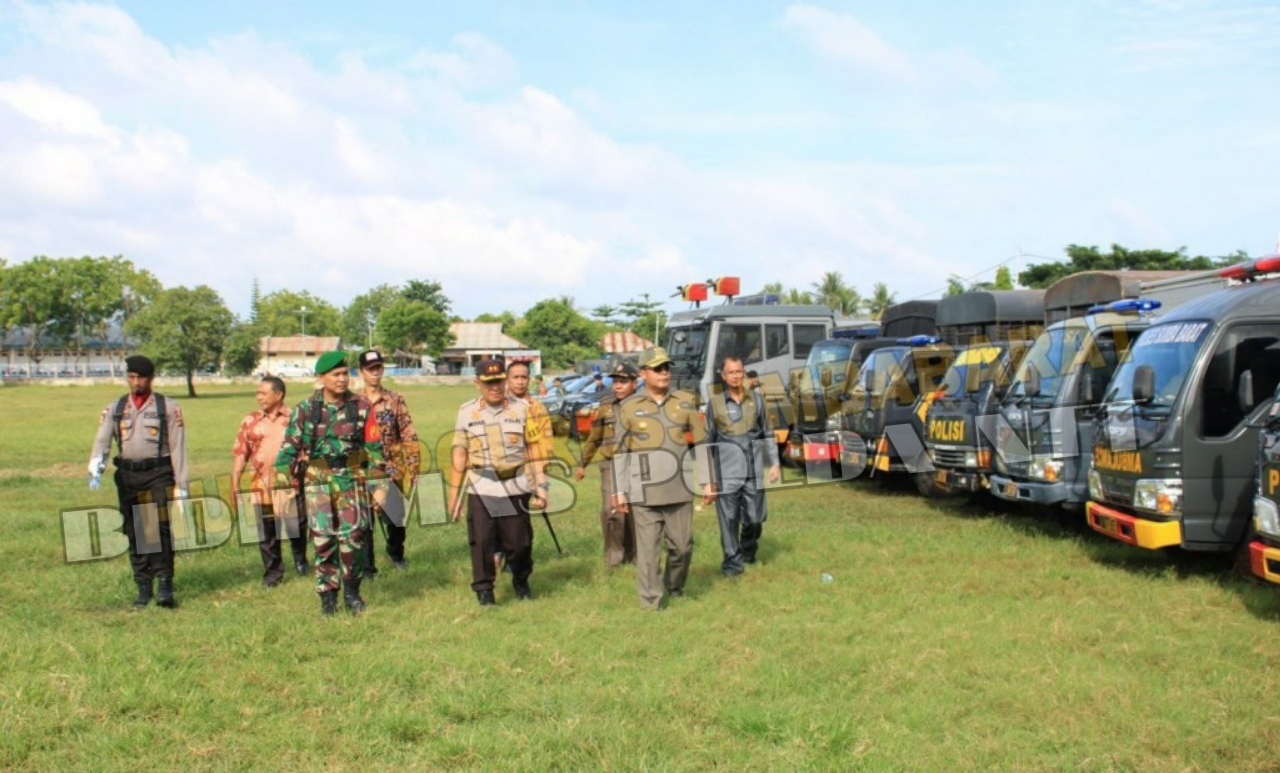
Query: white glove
88 473 101 491
87 455 106 476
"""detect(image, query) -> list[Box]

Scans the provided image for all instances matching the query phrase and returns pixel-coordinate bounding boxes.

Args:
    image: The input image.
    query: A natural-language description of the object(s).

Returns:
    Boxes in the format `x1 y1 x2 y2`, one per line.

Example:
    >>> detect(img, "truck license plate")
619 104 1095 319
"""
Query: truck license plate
1096 515 1119 536
1003 482 1018 499
935 470 949 485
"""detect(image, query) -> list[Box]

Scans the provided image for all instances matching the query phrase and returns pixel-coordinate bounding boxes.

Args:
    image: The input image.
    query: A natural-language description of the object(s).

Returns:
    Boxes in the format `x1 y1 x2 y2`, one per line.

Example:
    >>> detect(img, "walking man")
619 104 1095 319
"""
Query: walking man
232 376 308 588
575 361 639 567
276 352 388 616
612 347 712 610
87 355 188 609
357 350 421 575
706 356 780 576
448 359 549 605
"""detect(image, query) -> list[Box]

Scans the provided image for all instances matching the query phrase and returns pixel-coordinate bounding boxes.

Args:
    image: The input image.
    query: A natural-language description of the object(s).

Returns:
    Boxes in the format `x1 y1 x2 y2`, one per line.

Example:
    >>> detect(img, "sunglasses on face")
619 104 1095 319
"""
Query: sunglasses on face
649 364 672 373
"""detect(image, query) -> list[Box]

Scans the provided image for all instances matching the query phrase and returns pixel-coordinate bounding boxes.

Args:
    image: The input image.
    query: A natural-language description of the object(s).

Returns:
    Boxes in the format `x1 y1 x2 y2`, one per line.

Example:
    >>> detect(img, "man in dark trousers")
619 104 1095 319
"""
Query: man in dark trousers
87 355 189 610
706 356 780 576
447 359 549 605
357 350 421 576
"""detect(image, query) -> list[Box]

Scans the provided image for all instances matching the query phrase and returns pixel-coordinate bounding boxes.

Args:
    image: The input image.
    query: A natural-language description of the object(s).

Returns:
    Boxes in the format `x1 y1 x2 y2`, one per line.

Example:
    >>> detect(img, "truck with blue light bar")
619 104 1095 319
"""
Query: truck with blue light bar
1087 254 1280 555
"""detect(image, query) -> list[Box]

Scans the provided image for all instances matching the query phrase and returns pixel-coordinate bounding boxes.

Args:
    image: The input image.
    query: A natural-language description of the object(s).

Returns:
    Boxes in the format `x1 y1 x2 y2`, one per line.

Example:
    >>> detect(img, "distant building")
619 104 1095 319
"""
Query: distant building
1 323 134 378
440 323 541 375
256 335 341 377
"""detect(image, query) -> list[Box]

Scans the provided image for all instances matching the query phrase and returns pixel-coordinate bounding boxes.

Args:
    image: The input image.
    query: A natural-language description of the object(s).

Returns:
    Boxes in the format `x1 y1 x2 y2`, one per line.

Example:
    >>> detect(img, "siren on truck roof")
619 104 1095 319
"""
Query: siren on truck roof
1086 298 1162 315
1220 254 1280 282
897 335 940 346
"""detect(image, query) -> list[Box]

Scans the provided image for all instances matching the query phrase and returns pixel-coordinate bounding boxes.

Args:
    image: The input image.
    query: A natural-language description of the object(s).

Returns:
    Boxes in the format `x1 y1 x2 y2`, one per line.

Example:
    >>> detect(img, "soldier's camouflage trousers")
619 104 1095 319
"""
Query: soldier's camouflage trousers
302 473 369 593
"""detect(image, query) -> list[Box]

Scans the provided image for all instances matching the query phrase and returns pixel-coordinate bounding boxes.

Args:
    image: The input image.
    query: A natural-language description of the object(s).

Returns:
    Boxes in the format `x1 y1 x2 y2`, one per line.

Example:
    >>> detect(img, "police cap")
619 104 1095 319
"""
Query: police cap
476 359 506 382
639 346 672 369
610 361 639 380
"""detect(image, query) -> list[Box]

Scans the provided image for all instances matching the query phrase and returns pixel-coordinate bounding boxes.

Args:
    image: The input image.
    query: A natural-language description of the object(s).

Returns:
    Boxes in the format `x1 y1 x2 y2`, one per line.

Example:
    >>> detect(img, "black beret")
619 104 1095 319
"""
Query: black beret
125 355 155 377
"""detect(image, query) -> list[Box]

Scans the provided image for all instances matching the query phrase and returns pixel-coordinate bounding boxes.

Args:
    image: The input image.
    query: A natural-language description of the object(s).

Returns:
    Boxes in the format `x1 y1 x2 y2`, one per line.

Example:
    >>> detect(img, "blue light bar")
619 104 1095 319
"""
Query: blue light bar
1086 298 1163 315
897 335 940 346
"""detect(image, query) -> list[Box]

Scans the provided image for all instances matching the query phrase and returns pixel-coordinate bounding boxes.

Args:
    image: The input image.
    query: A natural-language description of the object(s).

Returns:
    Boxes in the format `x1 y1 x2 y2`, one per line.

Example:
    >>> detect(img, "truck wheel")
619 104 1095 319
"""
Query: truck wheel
913 472 937 498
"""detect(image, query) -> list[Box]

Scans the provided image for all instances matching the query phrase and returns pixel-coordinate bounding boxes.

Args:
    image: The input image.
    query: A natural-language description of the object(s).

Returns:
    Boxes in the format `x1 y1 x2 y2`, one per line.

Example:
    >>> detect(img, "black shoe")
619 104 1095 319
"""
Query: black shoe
362 568 379 581
391 558 408 571
156 578 176 609
722 569 743 579
513 578 533 600
668 588 684 598
744 555 758 565
476 590 496 606
294 560 309 576
262 578 281 589
132 580 153 610
320 590 339 616
343 580 366 616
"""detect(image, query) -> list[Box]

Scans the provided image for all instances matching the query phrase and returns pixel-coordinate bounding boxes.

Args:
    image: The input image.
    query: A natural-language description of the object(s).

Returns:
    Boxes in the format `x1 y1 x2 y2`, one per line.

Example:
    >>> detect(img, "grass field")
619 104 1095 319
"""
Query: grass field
3 381 1280 772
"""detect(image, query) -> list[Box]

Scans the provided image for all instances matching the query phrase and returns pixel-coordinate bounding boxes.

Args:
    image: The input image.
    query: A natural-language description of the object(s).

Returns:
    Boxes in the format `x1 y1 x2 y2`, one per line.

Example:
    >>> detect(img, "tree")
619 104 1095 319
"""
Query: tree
864 282 897 321
945 277 967 297
377 299 453 360
224 321 263 376
811 271 861 316
2 257 64 372
1018 244 1238 289
994 266 1015 290
474 311 517 331
340 283 403 348
401 279 451 315
127 285 234 397
783 288 813 305
761 282 784 294
510 298 600 369
590 304 621 327
256 290 340 337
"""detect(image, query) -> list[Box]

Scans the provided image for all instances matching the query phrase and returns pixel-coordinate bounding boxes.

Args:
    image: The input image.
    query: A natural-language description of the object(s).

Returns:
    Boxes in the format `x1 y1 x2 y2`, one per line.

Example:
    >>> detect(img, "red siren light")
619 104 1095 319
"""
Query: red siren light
712 276 741 297
680 283 709 302
1254 254 1280 275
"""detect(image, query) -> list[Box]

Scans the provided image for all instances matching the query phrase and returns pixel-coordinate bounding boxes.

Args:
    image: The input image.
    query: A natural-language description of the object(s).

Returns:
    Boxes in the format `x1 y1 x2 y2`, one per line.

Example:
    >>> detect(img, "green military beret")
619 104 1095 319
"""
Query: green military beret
314 351 347 375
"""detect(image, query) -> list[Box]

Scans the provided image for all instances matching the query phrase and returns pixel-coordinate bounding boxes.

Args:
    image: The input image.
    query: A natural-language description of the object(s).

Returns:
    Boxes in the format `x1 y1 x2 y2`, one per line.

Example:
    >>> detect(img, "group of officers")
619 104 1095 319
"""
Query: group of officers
87 346 779 615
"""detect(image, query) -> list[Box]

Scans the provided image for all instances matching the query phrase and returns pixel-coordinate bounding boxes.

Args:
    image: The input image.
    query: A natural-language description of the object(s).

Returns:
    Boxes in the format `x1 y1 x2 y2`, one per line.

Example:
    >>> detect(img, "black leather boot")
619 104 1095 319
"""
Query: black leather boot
320 590 339 616
156 577 176 608
132 579 153 610
343 579 366 615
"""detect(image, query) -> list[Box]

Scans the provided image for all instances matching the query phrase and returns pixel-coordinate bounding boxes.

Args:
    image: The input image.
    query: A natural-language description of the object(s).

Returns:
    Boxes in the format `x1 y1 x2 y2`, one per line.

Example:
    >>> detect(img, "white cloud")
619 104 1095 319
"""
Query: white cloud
780 4 915 82
0 78 112 138
409 32 518 89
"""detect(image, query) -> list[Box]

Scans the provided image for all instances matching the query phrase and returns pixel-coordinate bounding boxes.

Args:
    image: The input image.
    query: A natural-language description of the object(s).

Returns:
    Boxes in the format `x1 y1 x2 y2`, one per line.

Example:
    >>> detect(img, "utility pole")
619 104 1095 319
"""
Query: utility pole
300 305 308 337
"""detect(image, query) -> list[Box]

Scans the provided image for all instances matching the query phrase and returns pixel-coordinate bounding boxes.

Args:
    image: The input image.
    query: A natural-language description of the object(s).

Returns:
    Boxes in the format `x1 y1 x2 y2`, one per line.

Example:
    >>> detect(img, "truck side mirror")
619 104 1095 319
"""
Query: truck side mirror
820 368 833 388
1132 365 1155 404
1025 365 1041 398
977 380 995 405
1238 369 1256 414
1078 372 1095 404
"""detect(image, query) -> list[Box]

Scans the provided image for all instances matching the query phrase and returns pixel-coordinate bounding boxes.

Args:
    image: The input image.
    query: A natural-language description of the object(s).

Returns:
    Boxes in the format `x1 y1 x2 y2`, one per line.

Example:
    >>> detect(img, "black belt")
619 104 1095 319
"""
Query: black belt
309 455 365 470
470 465 521 480
114 456 172 472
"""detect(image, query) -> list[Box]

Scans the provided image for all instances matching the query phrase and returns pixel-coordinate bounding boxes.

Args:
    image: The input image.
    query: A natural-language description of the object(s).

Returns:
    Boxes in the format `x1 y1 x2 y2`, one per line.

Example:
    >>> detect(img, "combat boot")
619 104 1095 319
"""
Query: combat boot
132 579 153 610
319 590 339 616
156 577 177 609
343 579 366 616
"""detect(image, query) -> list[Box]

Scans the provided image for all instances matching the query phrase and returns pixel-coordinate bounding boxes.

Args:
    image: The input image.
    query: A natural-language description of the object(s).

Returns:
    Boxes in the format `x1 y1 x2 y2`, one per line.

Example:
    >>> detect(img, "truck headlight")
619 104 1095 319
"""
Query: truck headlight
1088 469 1103 500
1028 455 1064 482
1255 497 1280 539
1133 478 1182 516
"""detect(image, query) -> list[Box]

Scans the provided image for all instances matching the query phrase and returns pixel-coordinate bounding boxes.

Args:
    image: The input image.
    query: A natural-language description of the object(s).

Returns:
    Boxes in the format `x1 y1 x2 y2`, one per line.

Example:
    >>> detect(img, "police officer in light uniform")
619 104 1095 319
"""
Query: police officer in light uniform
575 361 640 567
448 359 549 606
87 355 189 610
612 347 712 610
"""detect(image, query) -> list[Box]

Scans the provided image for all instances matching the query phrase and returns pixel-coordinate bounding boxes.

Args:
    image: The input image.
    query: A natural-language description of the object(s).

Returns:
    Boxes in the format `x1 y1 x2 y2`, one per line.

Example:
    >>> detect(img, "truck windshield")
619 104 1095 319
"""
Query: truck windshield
1104 321 1211 412
1007 326 1086 405
858 349 906 400
939 345 1004 398
800 340 852 392
667 325 707 365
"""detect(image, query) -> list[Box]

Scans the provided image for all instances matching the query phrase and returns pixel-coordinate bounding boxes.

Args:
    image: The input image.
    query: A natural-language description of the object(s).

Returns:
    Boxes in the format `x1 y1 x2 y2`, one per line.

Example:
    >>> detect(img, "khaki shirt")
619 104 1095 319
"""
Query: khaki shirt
88 392 189 489
580 392 622 466
613 389 708 507
452 397 544 498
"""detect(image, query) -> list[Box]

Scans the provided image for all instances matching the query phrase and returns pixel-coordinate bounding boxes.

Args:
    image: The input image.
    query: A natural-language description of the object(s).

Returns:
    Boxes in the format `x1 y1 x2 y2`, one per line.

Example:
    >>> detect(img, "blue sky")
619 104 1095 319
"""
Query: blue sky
0 0 1277 319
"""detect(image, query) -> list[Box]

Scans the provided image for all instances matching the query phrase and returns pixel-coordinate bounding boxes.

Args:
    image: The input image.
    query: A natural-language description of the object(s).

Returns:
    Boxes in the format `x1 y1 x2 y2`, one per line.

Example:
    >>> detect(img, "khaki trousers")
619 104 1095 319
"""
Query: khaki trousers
632 500 693 609
599 461 635 567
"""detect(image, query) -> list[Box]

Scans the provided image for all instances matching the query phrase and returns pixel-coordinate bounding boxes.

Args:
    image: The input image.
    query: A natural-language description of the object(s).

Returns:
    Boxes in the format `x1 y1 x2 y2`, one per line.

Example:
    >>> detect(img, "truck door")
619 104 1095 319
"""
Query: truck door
1182 323 1280 549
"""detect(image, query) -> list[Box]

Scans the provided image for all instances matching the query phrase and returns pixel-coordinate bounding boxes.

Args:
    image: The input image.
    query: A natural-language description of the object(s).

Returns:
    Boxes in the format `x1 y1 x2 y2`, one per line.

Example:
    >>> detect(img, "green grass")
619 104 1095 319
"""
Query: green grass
3 382 1280 772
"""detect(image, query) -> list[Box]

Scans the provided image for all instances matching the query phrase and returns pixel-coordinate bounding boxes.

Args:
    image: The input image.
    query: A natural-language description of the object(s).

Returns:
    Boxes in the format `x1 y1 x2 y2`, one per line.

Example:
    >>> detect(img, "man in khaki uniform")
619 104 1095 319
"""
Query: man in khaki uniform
87 355 189 609
612 347 712 610
448 359 549 606
575 361 640 567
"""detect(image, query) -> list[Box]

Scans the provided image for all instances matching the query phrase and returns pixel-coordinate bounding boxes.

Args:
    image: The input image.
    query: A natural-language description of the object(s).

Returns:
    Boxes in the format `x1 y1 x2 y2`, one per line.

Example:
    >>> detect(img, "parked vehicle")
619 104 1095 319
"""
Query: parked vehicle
921 340 1031 497
1087 255 1280 553
989 304 1151 512
784 337 899 468
1246 382 1280 582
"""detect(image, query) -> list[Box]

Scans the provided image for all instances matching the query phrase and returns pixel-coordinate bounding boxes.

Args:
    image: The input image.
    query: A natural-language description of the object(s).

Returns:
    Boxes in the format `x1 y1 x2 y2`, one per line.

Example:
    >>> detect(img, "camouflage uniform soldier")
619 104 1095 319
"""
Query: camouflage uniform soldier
275 352 388 616
356 350 421 575
612 347 712 610
575 361 640 567
448 359 549 606
87 355 189 610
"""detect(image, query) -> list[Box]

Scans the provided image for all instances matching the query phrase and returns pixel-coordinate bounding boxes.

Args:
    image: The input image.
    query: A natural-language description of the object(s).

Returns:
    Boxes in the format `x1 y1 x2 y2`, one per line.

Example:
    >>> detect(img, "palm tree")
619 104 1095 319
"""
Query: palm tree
784 288 813 305
864 282 897 321
761 282 784 294
811 271 861 316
